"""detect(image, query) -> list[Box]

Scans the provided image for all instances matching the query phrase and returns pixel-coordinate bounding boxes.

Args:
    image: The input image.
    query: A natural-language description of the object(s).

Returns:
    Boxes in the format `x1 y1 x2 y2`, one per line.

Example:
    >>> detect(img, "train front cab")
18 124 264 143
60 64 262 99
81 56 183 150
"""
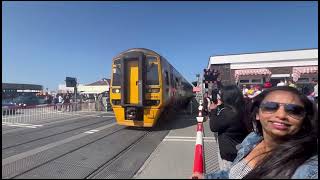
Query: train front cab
110 51 163 127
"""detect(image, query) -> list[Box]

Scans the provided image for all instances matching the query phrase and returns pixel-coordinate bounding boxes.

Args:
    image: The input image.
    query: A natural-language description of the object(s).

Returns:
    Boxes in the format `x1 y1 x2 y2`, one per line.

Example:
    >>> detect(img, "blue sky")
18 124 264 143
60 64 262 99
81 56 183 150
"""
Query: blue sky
2 1 318 91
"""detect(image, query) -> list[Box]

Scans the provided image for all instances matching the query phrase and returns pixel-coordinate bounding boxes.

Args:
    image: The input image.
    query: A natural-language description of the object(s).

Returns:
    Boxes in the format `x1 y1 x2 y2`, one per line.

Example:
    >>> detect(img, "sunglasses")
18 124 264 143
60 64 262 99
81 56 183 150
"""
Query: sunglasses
259 101 306 119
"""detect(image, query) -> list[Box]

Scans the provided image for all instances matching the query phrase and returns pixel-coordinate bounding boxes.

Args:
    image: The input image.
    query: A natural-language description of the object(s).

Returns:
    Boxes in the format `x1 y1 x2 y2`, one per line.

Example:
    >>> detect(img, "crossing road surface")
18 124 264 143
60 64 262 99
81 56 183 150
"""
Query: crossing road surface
2 107 220 179
2 111 170 179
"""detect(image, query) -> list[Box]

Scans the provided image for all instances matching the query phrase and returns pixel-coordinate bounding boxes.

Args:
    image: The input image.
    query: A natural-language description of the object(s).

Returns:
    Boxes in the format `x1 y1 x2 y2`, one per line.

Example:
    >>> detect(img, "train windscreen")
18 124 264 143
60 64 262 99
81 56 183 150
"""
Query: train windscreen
146 56 159 85
112 59 122 86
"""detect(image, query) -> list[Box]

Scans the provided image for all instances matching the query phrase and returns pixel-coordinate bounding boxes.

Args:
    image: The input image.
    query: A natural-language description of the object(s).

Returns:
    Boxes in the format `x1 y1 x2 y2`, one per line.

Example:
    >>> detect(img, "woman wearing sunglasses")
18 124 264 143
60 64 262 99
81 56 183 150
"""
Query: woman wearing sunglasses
195 86 318 179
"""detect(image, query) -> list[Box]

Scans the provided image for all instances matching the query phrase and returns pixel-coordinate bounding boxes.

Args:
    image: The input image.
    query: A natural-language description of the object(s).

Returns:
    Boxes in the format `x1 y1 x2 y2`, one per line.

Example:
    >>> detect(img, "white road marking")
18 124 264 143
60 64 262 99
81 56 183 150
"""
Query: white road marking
84 129 100 134
2 122 117 166
2 122 43 128
163 136 215 142
165 136 215 140
163 139 215 142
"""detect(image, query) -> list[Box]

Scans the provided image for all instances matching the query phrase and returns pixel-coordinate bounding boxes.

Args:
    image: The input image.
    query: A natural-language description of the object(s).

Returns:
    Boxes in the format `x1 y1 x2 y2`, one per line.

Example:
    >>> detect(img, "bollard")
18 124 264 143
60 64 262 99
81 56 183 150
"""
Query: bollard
193 123 204 174
192 103 205 178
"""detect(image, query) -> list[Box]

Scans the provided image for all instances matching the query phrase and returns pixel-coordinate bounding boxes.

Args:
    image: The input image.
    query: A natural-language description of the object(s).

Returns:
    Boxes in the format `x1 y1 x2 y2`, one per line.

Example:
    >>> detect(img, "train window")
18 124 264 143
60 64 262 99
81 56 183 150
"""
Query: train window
165 71 169 85
146 56 159 85
112 59 122 86
175 78 179 88
171 74 175 88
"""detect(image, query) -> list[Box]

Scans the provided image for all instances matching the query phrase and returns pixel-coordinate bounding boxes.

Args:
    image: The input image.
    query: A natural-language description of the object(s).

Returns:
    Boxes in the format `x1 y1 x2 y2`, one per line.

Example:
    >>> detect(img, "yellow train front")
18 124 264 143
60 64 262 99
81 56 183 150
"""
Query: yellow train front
110 48 193 127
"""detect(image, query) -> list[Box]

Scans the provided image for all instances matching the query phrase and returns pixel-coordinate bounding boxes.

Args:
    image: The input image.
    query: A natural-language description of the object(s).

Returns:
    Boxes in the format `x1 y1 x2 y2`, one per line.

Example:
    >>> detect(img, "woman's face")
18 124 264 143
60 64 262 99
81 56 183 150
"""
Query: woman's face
256 90 305 139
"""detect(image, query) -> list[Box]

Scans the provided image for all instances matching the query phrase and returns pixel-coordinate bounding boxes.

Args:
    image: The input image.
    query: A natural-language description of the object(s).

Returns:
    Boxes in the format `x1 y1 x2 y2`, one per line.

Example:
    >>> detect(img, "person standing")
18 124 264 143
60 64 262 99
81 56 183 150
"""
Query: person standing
202 92 211 121
242 84 249 97
197 86 318 179
277 79 286 86
64 93 71 112
53 95 58 110
58 94 63 111
263 81 272 89
288 80 297 88
313 79 318 104
247 85 262 99
209 84 249 170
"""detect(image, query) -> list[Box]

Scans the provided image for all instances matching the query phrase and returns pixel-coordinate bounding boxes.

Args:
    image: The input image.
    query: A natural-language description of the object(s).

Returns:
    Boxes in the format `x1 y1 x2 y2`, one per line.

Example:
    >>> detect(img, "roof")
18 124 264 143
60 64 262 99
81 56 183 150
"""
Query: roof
86 78 110 86
208 49 318 69
114 48 161 59
210 48 318 57
3 83 43 90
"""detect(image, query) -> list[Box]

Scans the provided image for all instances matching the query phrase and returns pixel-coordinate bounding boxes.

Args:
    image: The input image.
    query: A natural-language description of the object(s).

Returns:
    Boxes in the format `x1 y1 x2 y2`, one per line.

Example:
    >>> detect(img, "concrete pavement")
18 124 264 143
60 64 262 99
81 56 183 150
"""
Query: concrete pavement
134 113 220 179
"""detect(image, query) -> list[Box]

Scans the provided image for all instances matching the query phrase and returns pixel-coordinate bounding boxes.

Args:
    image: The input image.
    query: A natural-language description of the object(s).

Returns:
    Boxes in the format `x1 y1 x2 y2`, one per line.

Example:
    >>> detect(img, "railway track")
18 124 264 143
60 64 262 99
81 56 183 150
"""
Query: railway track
2 116 168 179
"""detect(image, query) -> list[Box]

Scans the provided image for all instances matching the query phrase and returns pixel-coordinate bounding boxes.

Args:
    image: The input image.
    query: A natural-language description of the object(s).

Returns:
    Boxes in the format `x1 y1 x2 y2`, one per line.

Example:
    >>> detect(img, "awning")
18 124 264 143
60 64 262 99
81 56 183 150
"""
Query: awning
235 68 272 82
292 66 318 82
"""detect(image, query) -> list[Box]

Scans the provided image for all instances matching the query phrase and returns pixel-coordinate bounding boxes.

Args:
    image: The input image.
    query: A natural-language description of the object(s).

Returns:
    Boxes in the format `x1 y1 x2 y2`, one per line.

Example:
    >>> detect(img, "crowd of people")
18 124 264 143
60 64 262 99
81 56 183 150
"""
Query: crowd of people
192 73 318 179
241 79 318 104
50 92 111 112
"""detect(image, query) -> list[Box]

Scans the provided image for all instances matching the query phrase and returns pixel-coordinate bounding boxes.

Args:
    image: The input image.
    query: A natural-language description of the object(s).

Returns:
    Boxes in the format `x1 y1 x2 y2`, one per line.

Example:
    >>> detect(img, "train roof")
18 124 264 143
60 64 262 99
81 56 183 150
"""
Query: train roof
113 48 192 86
115 48 162 58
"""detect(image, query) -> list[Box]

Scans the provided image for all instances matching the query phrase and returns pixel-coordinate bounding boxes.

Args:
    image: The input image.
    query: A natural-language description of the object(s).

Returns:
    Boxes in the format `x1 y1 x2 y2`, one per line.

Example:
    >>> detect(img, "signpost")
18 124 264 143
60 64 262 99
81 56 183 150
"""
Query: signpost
66 77 77 110
66 77 77 87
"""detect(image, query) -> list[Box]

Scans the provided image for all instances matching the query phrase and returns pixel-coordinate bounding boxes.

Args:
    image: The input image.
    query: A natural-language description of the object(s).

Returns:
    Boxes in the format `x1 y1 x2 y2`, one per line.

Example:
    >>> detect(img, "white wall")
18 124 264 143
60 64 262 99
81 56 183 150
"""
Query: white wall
78 85 109 94
208 49 318 69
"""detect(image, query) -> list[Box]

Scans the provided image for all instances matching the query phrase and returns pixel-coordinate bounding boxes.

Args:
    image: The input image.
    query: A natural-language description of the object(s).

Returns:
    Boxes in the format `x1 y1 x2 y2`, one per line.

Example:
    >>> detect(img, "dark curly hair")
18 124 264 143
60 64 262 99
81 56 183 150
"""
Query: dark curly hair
244 86 318 179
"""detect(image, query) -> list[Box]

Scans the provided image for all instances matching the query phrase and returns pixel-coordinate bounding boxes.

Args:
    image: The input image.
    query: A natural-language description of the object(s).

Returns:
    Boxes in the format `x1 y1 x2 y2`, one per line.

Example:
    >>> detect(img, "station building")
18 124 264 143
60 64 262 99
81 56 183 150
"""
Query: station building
58 78 111 95
207 48 318 87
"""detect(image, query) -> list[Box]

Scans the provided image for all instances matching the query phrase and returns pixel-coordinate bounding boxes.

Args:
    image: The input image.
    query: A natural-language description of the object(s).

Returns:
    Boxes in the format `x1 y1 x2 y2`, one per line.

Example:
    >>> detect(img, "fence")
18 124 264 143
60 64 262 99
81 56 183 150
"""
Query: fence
2 101 112 124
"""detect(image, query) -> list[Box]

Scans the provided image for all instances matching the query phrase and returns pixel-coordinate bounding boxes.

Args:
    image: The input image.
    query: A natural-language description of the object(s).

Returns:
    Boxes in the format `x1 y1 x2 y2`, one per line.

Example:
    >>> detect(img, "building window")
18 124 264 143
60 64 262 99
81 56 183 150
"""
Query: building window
251 79 262 83
239 79 250 84
297 77 310 83
239 78 263 84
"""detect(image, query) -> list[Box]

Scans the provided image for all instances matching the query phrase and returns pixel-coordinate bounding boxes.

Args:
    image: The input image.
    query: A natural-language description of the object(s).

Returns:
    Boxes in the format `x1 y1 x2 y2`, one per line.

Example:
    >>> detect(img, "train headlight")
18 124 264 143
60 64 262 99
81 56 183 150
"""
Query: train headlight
112 88 120 93
146 88 160 93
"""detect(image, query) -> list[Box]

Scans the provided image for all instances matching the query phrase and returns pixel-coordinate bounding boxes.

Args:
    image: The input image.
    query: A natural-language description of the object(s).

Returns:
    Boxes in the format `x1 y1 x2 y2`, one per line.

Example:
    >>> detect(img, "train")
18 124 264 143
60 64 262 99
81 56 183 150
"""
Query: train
110 48 194 127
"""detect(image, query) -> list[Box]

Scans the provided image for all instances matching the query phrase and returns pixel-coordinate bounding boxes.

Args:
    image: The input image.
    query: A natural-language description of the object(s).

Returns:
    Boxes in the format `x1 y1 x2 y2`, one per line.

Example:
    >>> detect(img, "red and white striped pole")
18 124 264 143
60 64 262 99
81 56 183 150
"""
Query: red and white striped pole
192 101 204 177
198 102 203 117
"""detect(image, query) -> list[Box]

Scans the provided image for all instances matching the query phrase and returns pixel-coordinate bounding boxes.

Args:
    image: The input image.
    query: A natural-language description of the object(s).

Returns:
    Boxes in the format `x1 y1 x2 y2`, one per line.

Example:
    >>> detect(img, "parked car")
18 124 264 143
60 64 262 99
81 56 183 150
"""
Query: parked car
2 101 18 115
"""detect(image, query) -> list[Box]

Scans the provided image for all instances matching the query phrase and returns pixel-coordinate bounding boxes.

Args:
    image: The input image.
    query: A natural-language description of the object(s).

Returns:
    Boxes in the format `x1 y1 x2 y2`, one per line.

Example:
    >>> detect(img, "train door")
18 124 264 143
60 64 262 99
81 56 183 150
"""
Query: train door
126 60 139 104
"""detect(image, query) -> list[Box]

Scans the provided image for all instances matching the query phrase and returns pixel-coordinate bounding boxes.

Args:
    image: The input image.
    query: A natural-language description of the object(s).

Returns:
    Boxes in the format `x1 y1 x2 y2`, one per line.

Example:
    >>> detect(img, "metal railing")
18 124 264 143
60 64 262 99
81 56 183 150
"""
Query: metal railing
2 102 112 124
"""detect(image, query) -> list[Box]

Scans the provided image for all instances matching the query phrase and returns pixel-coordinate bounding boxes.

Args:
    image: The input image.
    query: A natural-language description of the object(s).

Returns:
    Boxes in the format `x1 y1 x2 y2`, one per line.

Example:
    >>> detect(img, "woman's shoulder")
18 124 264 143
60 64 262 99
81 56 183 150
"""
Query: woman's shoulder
219 106 241 118
236 132 262 151
205 170 229 179
291 155 318 179
218 105 233 113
